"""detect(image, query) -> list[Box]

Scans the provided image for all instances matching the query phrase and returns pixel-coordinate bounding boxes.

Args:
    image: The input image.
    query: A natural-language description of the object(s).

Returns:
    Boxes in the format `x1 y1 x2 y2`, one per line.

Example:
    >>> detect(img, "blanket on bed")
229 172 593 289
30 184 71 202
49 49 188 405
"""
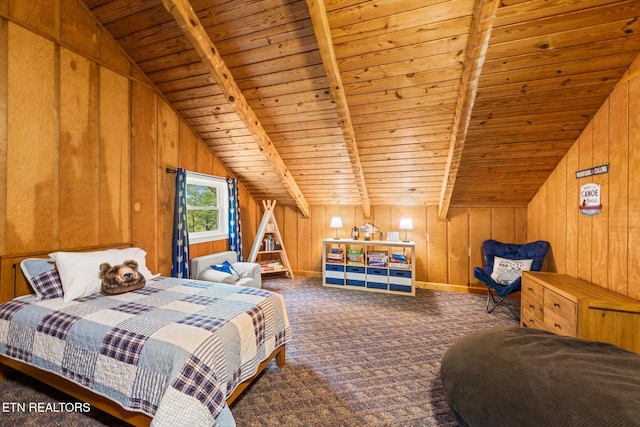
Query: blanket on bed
441 326 640 427
0 277 292 426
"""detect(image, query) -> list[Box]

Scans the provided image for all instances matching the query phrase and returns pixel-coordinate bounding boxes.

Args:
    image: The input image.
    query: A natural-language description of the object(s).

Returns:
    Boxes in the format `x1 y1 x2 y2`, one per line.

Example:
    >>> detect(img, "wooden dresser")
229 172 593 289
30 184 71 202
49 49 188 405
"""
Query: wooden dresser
521 271 640 354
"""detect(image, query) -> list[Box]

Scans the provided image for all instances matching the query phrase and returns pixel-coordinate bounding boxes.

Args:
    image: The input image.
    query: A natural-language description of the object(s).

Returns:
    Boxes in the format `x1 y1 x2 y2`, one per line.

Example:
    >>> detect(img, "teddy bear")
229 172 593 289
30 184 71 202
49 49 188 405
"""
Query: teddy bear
99 259 146 295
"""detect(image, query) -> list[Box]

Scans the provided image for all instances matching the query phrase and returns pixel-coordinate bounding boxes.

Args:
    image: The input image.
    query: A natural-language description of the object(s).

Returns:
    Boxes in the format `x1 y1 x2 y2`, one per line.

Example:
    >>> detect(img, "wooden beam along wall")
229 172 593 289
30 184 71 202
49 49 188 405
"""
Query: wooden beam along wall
306 0 370 218
162 0 310 217
439 0 500 220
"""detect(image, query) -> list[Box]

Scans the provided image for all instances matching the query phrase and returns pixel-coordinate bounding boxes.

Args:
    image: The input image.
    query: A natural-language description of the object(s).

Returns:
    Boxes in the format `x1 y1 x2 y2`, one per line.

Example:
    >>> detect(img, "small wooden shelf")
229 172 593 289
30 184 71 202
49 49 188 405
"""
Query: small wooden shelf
248 201 293 278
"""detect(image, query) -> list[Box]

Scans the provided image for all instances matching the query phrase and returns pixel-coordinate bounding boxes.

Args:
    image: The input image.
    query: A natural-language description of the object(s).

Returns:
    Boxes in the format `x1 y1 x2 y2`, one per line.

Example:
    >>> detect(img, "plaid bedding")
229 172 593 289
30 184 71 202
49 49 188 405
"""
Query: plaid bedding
0 277 292 426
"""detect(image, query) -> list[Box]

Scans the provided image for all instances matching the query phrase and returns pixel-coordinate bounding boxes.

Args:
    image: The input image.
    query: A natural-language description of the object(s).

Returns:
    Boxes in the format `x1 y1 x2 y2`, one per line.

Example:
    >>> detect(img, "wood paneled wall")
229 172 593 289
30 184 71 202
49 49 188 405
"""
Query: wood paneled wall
528 53 640 300
0 0 528 290
0 3 260 277
266 204 527 288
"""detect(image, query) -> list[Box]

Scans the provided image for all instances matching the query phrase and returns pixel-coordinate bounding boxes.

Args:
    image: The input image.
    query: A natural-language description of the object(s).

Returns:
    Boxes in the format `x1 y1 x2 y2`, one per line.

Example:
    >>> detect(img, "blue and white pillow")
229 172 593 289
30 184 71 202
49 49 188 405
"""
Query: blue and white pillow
211 261 240 282
490 257 533 285
20 258 64 300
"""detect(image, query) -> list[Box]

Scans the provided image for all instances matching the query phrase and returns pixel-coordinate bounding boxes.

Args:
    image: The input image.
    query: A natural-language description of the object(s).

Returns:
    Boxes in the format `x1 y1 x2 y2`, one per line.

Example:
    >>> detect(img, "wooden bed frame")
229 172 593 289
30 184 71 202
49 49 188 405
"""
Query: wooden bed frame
0 245 286 426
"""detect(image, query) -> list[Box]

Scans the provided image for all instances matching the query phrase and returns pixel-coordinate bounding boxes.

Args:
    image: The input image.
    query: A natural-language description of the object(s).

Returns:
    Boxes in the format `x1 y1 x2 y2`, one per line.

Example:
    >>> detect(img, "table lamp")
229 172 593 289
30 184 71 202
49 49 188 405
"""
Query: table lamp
399 217 413 242
329 216 343 239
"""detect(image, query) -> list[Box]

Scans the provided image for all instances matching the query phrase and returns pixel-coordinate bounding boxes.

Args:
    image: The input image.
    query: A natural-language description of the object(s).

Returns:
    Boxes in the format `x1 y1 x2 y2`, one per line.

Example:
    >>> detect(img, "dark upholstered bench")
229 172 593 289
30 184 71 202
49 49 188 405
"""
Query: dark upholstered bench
441 327 640 427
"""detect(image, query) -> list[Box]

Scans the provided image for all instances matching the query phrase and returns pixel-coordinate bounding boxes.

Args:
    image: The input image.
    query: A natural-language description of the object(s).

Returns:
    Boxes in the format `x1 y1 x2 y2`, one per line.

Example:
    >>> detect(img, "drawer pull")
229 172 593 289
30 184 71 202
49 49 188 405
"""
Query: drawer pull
554 323 562 329
553 302 561 308
528 304 535 309
527 287 533 292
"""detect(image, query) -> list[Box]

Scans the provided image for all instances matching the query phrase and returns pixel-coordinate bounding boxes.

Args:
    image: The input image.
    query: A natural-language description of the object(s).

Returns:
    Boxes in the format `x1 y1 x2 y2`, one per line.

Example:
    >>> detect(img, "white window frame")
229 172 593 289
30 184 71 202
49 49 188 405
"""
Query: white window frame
185 172 229 244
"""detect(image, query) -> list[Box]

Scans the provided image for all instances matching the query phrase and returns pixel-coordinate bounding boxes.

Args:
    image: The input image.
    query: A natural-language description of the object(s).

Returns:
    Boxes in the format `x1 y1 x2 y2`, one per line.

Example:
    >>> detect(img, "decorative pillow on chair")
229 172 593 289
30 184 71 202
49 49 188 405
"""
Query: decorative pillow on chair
490 256 533 285
211 261 240 282
20 258 64 300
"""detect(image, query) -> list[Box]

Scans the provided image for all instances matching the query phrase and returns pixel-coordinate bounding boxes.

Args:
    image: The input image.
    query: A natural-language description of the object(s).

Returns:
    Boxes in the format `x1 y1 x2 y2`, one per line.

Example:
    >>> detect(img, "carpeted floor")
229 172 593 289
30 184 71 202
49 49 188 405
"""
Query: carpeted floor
0 276 518 426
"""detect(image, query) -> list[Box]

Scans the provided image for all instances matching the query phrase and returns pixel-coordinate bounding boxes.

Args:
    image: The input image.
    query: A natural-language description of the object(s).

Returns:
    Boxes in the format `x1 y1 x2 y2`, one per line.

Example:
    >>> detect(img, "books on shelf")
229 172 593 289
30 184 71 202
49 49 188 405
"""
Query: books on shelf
326 246 344 263
347 248 363 264
323 245 411 268
389 252 410 269
260 260 283 271
388 261 411 269
367 250 388 267
391 253 407 262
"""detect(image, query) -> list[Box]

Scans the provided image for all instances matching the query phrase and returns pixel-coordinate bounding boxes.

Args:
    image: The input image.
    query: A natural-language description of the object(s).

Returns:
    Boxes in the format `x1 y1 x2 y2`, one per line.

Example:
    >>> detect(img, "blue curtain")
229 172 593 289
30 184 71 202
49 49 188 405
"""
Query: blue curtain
227 178 243 261
172 168 190 278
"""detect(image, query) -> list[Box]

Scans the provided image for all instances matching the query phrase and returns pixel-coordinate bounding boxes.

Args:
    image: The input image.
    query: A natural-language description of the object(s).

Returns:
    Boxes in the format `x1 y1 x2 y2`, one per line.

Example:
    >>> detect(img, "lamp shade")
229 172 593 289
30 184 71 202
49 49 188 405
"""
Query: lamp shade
329 216 343 228
398 217 414 230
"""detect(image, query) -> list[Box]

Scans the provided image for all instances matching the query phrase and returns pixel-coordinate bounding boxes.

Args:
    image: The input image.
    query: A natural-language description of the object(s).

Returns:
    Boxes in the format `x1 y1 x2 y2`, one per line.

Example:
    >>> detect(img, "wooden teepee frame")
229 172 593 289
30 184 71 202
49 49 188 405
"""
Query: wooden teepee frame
248 200 293 278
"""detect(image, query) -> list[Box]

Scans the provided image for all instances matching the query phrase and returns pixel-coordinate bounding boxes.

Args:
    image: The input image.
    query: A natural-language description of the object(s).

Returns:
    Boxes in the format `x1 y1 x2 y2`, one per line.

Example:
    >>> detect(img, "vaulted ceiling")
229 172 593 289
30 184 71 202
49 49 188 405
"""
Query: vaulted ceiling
82 0 640 218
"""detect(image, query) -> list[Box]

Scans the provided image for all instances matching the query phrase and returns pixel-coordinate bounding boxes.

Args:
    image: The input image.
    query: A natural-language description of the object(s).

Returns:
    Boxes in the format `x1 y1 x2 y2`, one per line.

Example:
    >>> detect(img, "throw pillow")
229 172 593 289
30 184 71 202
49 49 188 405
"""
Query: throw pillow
100 260 146 295
211 261 240 282
20 258 64 300
49 247 159 301
490 256 533 285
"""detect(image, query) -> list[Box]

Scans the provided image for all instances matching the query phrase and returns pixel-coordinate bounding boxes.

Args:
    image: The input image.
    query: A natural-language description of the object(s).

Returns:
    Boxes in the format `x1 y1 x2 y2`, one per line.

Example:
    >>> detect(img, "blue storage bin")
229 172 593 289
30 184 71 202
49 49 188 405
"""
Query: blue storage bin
347 279 366 287
389 283 412 293
366 267 387 276
367 281 387 290
389 269 412 278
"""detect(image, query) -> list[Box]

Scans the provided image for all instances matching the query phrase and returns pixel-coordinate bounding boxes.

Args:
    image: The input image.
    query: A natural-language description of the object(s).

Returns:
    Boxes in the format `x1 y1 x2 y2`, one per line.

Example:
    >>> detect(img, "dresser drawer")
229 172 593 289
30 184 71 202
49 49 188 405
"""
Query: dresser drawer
544 309 577 337
522 279 544 300
543 289 576 323
521 305 544 329
521 295 543 323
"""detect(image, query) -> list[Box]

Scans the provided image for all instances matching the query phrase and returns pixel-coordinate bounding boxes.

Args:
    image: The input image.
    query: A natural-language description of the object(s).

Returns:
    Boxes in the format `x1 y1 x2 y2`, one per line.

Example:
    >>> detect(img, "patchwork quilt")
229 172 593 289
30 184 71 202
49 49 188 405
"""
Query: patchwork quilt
0 277 292 426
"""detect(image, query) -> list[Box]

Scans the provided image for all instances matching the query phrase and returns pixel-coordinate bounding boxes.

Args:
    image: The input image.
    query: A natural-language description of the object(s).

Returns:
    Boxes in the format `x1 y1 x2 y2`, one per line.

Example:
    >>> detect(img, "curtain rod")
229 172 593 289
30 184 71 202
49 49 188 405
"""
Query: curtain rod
165 167 231 181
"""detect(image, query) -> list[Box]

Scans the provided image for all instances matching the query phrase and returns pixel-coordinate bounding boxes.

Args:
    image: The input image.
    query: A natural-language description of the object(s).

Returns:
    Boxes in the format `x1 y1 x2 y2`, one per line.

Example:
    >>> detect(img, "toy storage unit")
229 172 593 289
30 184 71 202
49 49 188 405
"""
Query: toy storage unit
322 238 415 296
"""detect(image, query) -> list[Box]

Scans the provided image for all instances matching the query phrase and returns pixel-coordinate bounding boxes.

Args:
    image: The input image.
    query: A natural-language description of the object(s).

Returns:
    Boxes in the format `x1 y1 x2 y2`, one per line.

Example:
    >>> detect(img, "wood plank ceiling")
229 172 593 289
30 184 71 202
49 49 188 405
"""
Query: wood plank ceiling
82 0 640 218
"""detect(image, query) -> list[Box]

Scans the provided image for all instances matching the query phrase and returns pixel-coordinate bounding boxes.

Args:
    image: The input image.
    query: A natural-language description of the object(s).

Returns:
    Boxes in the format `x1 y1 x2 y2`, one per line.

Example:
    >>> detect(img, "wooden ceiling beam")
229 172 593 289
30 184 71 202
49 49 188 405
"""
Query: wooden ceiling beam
161 0 310 217
305 0 371 218
438 0 500 220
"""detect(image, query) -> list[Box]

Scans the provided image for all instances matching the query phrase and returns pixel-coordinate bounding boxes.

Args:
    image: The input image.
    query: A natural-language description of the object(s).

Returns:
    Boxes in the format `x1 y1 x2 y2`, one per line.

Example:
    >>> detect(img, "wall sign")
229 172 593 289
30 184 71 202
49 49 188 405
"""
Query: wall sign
579 183 602 216
576 163 609 179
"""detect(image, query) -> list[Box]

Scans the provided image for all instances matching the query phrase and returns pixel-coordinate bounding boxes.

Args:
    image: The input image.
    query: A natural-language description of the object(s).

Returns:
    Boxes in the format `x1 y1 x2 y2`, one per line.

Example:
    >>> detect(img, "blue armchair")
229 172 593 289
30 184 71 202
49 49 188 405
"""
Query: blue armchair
474 239 550 319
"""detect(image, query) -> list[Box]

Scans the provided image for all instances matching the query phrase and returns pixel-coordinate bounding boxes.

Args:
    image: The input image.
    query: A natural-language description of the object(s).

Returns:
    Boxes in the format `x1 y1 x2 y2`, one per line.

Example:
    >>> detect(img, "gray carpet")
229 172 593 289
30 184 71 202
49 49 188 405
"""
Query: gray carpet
0 276 518 426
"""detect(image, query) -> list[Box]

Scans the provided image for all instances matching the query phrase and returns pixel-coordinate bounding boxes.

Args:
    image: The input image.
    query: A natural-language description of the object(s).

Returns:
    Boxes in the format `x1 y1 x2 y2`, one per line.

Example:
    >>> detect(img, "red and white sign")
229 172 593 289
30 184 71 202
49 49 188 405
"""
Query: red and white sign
579 183 602 216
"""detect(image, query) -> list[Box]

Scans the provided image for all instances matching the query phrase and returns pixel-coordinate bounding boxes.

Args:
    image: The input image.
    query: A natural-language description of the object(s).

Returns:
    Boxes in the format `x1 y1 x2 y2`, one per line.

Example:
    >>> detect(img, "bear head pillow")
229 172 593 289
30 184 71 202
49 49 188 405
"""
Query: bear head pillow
99 259 146 295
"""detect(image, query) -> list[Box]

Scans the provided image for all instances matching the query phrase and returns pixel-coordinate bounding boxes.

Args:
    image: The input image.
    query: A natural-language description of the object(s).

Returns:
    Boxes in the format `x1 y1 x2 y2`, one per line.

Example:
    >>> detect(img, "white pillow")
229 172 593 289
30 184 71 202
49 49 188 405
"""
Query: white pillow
49 248 158 301
490 256 533 285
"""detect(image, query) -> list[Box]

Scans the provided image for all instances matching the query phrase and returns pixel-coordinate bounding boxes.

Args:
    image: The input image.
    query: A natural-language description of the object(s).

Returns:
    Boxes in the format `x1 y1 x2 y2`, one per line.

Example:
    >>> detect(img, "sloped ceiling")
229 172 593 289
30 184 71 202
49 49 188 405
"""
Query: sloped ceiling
82 0 640 218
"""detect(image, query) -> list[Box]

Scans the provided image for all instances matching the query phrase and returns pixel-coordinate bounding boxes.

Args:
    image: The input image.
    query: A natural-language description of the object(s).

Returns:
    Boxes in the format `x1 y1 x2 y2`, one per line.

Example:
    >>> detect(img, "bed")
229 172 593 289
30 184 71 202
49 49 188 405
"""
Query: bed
441 326 640 427
0 245 292 426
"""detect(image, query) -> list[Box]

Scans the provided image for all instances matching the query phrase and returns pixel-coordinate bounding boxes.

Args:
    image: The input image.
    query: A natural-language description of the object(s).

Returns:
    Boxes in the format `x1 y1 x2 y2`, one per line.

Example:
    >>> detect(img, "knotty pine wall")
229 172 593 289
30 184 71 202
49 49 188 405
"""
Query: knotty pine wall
528 53 640 300
270 204 527 289
0 2 261 277
0 0 529 291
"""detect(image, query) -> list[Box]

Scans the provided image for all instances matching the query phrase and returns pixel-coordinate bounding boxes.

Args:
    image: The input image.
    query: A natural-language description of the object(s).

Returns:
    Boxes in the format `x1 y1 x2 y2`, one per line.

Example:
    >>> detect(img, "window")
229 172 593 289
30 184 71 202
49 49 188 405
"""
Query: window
185 172 228 243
